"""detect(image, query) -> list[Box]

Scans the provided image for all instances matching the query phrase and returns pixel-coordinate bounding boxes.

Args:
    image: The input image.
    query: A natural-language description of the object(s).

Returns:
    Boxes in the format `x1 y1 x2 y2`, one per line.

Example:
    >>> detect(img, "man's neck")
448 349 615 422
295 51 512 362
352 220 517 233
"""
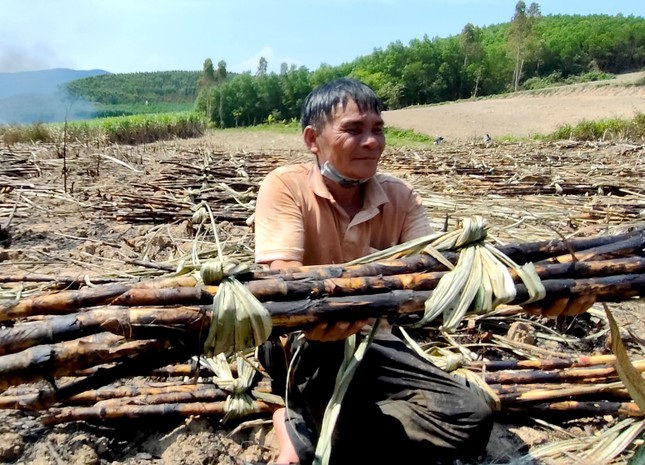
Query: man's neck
324 177 364 219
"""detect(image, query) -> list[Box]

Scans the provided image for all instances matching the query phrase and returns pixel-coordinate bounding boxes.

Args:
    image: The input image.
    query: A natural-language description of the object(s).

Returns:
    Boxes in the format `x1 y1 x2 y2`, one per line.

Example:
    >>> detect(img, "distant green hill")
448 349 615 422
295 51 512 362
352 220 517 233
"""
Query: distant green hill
65 71 200 117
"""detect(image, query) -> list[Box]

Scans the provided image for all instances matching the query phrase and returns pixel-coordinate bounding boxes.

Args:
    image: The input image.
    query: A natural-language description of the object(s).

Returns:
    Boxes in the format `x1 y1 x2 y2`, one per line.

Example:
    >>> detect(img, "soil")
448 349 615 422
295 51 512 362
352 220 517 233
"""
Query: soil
382 71 645 142
1 73 644 465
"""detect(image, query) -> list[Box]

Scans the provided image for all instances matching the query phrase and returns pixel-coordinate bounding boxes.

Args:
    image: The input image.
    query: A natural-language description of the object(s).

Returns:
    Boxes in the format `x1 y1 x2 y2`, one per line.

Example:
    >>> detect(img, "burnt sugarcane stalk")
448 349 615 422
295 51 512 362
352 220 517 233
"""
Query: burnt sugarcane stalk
41 399 279 426
3 253 645 322
0 333 169 394
10 343 196 411
496 382 630 404
0 306 208 356
113 256 645 305
468 354 619 371
490 382 628 396
483 360 645 385
505 400 642 418
2 273 645 357
0 274 131 285
70 382 241 406
92 384 230 407
0 382 223 409
70 362 199 379
258 227 645 281
0 275 200 322
2 228 643 321
538 233 645 264
0 385 223 409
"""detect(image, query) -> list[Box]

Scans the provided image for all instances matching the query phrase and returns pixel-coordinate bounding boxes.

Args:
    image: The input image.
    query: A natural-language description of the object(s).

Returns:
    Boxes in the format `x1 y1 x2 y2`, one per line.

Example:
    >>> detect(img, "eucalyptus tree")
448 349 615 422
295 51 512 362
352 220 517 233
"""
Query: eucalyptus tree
460 23 486 97
508 1 542 91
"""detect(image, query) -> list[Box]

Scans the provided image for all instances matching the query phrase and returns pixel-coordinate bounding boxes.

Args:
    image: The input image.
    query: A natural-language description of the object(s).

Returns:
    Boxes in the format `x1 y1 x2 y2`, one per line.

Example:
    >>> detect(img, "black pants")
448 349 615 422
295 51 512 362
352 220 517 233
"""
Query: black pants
263 330 493 465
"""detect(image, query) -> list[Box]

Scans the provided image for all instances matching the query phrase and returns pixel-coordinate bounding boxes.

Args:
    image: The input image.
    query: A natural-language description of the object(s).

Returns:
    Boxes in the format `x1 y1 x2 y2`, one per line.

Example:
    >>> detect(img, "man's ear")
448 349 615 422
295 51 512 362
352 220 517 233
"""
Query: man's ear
303 126 319 154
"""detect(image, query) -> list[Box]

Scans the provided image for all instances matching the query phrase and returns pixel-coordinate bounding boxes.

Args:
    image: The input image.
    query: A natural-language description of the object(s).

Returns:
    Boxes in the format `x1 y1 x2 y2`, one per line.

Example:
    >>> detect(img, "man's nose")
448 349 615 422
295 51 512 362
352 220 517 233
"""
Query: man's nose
362 132 382 148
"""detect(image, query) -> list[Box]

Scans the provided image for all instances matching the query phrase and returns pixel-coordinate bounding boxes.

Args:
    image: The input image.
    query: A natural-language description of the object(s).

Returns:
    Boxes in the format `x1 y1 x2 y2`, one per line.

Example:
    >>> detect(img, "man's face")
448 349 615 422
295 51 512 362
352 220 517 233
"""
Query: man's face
307 98 385 180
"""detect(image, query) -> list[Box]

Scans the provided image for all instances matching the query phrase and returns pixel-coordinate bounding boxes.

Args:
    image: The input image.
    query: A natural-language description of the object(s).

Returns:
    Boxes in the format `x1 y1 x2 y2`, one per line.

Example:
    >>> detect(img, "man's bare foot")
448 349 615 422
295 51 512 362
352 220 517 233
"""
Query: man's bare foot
272 408 300 464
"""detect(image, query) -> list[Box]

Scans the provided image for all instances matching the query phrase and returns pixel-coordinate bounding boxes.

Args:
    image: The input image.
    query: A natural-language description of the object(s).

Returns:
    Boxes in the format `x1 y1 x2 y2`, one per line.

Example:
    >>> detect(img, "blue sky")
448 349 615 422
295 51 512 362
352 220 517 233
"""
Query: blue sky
2 0 643 75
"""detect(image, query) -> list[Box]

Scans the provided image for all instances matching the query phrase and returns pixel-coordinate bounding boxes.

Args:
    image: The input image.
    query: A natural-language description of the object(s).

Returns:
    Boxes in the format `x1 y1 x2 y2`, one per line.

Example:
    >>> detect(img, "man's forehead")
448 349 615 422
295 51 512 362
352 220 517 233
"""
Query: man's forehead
329 98 378 120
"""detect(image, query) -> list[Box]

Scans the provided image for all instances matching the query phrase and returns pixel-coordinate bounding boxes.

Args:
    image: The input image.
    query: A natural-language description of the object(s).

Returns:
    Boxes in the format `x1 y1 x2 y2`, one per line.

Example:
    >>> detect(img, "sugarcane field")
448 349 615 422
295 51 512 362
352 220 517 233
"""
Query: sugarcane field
1 79 645 465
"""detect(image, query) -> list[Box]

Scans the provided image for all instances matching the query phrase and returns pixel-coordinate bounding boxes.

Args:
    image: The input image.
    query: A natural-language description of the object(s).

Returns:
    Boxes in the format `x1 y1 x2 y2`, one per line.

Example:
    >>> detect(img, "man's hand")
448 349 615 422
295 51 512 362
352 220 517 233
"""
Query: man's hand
523 295 596 318
305 320 368 342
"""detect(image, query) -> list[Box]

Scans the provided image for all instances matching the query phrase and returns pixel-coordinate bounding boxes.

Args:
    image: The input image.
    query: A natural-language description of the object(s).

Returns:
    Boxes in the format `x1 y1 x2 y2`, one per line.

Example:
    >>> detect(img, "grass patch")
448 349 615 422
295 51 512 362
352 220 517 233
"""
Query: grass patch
0 112 208 146
243 119 301 134
544 112 645 142
94 102 195 118
523 70 615 91
385 127 436 148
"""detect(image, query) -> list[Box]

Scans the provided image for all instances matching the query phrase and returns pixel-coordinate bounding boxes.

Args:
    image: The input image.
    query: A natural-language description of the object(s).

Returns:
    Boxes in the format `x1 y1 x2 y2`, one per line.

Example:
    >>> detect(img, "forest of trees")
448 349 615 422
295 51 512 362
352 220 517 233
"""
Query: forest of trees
65 70 199 116
66 5 645 128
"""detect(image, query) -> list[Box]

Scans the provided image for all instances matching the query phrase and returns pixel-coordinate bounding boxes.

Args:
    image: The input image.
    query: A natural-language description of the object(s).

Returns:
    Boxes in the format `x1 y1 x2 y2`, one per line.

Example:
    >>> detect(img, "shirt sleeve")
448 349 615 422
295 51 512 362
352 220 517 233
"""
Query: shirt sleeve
400 189 434 242
254 170 306 264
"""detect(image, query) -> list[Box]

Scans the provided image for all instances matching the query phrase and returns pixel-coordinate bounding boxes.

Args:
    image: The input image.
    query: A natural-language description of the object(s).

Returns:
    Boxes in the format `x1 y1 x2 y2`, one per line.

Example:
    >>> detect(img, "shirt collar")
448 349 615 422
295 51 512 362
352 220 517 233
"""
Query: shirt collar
309 162 389 210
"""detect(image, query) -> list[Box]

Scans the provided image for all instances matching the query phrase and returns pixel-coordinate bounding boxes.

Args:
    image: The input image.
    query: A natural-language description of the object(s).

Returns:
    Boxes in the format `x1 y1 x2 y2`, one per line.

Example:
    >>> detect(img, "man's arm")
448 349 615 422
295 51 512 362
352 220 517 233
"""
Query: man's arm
269 260 303 270
255 169 308 266
401 187 434 242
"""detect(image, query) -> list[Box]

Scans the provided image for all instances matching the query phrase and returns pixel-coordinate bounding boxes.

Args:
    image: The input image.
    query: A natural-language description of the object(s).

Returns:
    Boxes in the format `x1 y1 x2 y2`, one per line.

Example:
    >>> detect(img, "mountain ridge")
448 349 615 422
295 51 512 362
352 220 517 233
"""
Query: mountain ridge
0 68 110 124
0 68 110 100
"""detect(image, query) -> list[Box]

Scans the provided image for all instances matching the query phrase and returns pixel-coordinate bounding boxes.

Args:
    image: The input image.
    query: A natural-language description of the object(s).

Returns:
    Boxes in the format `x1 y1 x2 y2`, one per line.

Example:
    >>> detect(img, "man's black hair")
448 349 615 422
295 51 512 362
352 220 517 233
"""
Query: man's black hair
300 77 383 131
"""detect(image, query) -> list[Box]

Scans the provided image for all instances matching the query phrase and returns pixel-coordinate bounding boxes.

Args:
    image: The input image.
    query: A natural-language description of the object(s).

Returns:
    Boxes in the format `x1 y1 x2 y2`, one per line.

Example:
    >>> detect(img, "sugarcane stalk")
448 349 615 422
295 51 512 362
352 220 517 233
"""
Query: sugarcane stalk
0 274 131 285
0 307 207 357
497 382 630 404
2 273 645 358
70 382 260 406
14 343 196 410
0 333 167 393
490 382 629 398
491 227 645 264
505 400 642 417
513 273 645 303
93 384 229 407
540 234 645 264
0 275 200 322
4 254 645 322
468 354 619 371
70 362 198 379
114 256 645 305
483 360 645 385
41 400 278 426
0 283 133 321
260 227 645 281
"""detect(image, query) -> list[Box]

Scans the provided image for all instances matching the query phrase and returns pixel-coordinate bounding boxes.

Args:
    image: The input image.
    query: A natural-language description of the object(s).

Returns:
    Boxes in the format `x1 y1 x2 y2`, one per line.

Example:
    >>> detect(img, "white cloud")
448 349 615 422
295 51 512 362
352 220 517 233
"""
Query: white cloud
230 46 304 74
230 46 274 73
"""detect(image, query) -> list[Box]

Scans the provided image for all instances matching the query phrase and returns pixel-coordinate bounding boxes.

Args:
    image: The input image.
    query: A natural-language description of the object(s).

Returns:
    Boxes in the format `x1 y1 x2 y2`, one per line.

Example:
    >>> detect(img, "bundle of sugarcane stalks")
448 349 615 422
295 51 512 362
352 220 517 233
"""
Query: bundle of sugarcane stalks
0 225 644 425
0 353 641 426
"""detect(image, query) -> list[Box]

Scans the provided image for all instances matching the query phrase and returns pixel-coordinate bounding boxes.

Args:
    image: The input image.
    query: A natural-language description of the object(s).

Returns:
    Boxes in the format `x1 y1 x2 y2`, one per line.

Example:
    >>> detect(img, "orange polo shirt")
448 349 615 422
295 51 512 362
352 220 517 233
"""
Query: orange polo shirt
254 162 432 266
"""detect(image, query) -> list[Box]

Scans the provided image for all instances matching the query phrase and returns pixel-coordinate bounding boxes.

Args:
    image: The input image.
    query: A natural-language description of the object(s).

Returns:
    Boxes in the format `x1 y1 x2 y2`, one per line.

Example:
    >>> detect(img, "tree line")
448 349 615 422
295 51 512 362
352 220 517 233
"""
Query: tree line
198 8 645 127
66 5 645 128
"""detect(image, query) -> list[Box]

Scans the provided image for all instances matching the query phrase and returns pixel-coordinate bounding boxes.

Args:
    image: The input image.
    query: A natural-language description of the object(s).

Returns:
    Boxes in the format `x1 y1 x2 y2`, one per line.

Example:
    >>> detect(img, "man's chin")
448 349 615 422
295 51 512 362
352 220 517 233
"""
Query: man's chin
348 163 378 179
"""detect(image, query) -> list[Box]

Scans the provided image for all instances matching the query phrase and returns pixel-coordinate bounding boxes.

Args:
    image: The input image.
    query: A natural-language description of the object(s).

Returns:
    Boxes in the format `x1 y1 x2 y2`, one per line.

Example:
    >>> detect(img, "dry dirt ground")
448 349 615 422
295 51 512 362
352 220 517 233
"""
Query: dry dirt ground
382 71 645 142
0 75 644 465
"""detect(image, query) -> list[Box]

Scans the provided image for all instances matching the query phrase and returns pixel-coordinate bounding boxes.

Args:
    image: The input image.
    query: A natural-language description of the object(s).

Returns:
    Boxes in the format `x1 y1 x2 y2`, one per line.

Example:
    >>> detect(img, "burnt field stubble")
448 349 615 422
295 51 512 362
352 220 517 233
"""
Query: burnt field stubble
0 134 644 464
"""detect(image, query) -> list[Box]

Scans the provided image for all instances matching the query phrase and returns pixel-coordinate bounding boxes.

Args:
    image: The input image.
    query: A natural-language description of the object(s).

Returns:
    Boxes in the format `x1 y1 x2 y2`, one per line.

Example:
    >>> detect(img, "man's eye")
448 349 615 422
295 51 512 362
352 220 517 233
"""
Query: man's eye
373 127 384 134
